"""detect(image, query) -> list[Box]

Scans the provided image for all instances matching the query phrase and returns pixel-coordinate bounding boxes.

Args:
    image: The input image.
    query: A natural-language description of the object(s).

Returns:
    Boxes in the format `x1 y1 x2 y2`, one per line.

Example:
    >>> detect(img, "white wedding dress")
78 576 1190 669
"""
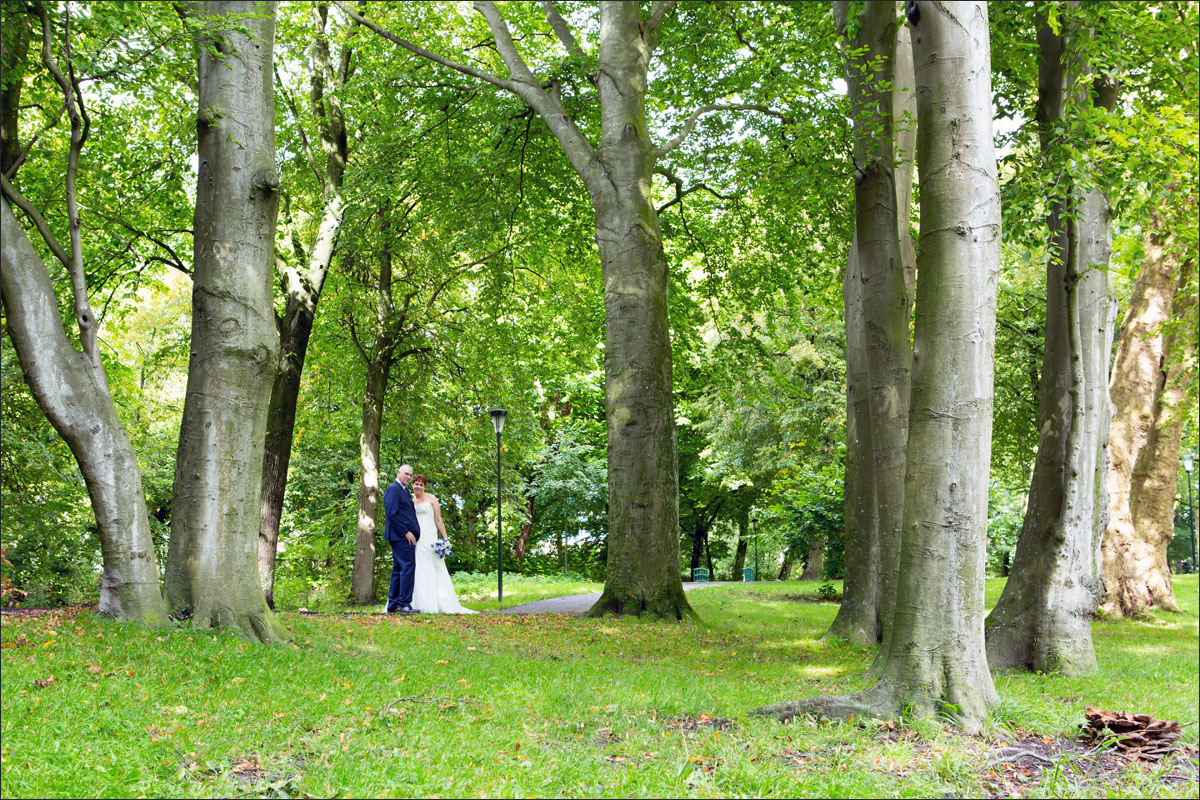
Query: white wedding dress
411 501 477 614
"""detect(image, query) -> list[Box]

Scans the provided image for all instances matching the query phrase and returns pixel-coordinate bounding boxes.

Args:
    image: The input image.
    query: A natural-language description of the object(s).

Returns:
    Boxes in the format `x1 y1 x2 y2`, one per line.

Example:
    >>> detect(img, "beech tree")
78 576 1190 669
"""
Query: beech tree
337 0 791 618
259 2 361 608
825 0 916 649
757 0 1000 728
985 6 1118 674
0 3 171 626
164 0 288 641
1102 212 1195 616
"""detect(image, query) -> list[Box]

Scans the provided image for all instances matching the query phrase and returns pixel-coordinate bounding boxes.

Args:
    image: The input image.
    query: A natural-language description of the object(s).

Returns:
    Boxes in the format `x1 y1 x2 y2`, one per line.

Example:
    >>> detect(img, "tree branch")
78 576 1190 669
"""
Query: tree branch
654 166 738 214
540 1 587 62
333 1 515 91
472 1 605 191
646 1 678 52
654 103 785 159
3 99 67 180
275 66 322 187
36 1 97 359
0 172 71 269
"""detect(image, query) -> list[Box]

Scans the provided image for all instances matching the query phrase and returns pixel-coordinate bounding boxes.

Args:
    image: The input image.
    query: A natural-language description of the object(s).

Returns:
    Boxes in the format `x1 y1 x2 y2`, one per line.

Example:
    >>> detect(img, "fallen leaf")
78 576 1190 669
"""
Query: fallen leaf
34 675 56 688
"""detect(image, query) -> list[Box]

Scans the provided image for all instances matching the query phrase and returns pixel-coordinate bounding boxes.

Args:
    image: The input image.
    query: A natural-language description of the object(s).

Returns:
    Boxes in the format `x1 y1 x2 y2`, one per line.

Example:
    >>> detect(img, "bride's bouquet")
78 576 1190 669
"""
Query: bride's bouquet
431 538 453 560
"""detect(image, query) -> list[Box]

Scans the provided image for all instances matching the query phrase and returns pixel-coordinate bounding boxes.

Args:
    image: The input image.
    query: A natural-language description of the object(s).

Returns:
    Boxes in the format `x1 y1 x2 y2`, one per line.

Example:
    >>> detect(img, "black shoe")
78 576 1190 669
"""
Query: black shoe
398 604 418 613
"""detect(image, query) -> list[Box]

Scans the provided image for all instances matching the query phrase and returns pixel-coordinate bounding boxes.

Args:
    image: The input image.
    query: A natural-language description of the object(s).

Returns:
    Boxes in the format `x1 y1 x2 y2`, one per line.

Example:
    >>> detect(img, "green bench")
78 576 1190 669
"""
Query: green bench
691 568 709 582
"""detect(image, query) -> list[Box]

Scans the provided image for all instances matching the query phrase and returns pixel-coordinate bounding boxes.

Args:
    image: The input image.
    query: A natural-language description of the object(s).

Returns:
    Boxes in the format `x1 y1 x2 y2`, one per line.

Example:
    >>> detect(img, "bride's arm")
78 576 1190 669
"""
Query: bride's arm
431 496 449 539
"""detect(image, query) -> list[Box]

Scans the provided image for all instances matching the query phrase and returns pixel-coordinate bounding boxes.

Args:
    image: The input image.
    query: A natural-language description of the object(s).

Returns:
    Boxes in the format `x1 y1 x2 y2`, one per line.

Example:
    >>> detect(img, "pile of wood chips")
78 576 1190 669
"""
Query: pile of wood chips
1080 706 1184 761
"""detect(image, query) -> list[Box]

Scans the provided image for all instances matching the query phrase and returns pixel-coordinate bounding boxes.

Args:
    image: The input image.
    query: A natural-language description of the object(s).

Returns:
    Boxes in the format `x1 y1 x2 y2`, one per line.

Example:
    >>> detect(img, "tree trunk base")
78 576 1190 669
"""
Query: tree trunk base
823 615 879 649
752 678 991 733
97 572 169 628
586 585 696 620
185 602 292 643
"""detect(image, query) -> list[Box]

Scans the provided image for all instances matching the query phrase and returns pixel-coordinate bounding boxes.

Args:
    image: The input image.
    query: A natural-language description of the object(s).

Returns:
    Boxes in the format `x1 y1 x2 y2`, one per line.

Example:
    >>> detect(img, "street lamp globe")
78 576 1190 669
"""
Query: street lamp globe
490 408 507 435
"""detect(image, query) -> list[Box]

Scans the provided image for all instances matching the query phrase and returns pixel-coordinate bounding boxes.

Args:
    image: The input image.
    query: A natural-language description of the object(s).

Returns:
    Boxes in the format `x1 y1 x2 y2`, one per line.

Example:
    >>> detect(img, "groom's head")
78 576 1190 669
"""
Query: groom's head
397 464 413 486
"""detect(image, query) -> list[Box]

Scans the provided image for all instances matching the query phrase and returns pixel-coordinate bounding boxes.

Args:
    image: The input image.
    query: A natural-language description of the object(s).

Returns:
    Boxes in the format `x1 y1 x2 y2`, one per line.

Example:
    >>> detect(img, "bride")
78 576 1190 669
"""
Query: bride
410 475 477 614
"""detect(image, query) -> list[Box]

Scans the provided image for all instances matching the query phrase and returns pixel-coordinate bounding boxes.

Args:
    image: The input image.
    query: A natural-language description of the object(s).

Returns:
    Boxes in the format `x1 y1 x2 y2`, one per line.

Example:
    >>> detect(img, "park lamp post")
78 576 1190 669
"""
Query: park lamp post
490 408 507 604
1184 454 1196 572
751 516 760 581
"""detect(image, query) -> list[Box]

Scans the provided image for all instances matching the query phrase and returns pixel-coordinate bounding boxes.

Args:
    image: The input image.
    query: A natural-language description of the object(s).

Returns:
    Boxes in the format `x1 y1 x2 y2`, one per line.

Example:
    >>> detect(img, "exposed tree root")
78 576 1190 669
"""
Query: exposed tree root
753 685 898 725
186 603 292 643
586 586 697 620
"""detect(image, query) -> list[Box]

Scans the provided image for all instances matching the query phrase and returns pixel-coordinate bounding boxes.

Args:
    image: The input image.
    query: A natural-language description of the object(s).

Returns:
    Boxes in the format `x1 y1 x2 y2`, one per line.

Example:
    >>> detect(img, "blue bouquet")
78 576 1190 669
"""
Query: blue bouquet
431 538 452 560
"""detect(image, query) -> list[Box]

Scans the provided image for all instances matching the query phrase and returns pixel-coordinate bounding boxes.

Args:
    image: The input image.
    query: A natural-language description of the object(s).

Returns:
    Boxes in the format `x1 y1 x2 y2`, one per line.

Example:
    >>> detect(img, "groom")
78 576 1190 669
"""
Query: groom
384 464 421 613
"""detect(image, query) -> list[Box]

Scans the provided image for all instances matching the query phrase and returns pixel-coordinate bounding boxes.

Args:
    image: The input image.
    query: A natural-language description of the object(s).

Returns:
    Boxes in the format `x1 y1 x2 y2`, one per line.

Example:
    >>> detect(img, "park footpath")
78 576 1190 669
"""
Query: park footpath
498 581 728 615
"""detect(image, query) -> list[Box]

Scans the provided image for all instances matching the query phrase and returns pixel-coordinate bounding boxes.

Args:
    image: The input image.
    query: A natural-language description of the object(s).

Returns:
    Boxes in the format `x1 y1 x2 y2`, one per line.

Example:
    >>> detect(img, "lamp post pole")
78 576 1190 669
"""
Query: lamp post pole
490 409 507 604
1184 454 1196 573
752 517 759 582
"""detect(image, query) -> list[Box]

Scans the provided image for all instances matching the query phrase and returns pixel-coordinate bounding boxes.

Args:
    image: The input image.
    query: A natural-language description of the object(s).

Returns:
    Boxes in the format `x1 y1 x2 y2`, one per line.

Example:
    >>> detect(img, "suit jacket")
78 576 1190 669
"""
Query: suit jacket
384 480 420 544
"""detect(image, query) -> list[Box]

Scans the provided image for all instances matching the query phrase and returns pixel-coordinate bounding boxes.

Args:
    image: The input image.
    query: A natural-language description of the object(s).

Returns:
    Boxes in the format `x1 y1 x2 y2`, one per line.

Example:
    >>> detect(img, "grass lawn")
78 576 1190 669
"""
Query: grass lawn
2 575 1196 798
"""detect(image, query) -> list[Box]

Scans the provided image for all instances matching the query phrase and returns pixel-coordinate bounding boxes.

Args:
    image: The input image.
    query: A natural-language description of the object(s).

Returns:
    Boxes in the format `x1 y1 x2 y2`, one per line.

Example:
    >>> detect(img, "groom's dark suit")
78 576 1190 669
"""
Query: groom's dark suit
384 479 421 612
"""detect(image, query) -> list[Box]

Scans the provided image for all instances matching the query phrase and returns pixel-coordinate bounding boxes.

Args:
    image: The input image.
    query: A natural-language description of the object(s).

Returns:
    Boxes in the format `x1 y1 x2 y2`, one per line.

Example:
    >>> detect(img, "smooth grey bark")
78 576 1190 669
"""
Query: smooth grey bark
758 0 1000 729
985 17 1117 674
0 5 167 626
259 3 355 607
2 200 169 626
827 0 916 648
165 1 288 642
350 219 397 605
339 1 694 618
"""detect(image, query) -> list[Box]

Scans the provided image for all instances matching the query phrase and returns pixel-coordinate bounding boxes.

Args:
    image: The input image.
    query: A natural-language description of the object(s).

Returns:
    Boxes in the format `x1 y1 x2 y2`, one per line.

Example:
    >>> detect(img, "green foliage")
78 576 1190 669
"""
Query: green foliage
986 482 1028 577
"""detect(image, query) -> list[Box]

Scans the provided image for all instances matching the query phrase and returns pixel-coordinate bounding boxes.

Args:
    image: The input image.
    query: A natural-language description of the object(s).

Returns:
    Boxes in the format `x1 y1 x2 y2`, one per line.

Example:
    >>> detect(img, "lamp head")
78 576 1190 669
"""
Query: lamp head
1185 454 1195 474
490 408 507 435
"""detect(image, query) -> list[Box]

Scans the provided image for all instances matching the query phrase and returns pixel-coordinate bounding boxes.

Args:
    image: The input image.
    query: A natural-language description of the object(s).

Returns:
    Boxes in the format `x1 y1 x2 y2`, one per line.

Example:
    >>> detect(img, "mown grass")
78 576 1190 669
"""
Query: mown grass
2 576 1196 798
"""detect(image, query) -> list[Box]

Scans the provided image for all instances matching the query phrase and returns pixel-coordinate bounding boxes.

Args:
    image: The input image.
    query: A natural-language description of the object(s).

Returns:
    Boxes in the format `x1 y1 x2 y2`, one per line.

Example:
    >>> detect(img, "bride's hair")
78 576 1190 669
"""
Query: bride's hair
413 474 429 486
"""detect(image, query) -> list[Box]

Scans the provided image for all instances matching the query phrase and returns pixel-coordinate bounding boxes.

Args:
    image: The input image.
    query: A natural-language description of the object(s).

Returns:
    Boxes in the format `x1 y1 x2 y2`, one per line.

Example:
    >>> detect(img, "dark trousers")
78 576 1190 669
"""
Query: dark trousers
386 537 416 611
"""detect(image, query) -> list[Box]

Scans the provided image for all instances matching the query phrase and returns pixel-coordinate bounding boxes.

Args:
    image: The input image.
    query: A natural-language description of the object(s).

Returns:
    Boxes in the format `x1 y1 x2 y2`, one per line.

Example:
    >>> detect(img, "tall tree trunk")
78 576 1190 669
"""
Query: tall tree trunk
800 537 824 581
338 1 690 618
1126 267 1194 604
351 215 396 605
1102 213 1193 617
259 2 353 608
515 496 535 561
778 548 795 581
585 3 688 618
832 234 882 636
1 2 167 627
732 516 748 580
165 1 287 642
758 0 1000 729
0 4 30 175
827 0 916 648
985 14 1117 674
689 524 704 572
2 201 169 626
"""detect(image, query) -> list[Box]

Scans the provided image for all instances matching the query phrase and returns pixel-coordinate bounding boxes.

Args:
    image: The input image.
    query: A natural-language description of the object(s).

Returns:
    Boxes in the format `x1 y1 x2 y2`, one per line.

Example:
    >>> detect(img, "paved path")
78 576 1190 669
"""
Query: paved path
498 581 731 615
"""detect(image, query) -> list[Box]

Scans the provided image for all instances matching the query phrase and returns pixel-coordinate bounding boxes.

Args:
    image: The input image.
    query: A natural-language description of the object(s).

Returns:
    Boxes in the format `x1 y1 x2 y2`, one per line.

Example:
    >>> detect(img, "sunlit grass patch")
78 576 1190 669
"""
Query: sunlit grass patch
2 576 1196 797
